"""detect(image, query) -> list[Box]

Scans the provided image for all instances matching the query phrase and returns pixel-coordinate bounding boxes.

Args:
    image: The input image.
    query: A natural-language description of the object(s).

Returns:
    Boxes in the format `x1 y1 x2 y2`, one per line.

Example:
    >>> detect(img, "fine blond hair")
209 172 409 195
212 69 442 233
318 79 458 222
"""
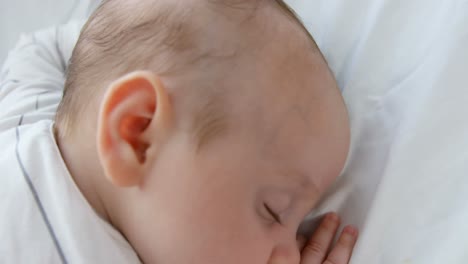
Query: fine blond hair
56 0 320 148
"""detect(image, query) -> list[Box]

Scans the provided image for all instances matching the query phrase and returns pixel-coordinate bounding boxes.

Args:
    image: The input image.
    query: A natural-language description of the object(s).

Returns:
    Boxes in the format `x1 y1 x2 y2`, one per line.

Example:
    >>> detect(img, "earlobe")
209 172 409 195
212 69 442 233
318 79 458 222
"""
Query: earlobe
96 71 172 187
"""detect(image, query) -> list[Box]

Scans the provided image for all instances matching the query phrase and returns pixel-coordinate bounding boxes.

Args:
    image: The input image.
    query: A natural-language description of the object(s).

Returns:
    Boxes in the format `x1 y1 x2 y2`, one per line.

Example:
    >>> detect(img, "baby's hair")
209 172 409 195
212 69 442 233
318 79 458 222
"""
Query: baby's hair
56 0 320 149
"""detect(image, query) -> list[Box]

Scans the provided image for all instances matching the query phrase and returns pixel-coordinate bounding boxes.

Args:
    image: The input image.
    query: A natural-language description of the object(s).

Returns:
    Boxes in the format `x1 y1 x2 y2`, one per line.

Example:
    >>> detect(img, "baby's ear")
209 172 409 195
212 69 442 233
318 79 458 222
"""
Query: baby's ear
96 71 173 187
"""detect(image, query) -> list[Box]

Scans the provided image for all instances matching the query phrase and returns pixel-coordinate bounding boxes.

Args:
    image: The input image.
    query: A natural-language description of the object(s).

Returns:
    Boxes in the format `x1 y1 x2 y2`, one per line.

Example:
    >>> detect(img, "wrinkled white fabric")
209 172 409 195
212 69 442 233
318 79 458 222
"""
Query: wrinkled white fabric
287 0 468 263
0 23 140 264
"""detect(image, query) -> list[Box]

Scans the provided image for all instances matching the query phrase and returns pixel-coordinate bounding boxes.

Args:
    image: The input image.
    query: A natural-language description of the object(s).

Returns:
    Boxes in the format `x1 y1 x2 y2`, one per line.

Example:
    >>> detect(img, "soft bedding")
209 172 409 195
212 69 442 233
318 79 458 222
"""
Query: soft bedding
2 0 468 263
288 0 468 263
0 0 99 64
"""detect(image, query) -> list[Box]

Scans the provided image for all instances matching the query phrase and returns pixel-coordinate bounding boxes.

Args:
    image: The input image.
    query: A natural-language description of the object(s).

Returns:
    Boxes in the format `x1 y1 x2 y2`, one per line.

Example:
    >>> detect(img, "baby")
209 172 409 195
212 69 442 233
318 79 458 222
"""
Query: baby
1 0 356 263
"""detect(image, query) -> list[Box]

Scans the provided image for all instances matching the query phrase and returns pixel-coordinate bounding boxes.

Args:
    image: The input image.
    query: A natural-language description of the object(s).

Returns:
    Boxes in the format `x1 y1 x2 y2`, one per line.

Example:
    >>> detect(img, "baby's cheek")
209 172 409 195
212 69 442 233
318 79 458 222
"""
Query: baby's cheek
268 245 301 264
207 213 274 263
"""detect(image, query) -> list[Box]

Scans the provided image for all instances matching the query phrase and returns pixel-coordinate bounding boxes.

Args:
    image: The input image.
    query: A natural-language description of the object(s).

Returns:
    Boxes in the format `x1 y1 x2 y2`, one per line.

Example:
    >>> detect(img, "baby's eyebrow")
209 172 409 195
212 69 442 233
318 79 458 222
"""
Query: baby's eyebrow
283 170 318 198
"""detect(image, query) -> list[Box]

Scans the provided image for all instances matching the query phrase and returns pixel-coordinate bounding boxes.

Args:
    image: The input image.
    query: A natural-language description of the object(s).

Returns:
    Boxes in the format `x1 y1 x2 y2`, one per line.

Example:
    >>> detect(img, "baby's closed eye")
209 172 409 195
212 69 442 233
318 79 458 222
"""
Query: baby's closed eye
258 189 293 226
263 203 282 224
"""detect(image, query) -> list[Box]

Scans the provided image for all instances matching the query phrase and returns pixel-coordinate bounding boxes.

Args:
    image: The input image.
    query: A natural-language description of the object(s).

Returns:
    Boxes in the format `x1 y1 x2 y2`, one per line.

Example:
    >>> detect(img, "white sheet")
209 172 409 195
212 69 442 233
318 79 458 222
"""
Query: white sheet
2 0 468 263
287 0 468 263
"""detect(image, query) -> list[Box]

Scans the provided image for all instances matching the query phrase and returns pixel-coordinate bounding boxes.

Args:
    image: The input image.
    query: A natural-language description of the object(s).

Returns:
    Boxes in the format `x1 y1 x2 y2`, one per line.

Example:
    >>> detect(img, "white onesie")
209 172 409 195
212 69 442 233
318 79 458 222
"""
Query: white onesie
0 23 141 264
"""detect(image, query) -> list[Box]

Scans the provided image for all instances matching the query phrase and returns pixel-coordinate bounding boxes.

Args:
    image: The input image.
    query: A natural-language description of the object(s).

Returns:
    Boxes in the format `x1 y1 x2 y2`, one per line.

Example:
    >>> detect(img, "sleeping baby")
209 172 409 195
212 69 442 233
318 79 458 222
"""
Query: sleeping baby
0 0 357 263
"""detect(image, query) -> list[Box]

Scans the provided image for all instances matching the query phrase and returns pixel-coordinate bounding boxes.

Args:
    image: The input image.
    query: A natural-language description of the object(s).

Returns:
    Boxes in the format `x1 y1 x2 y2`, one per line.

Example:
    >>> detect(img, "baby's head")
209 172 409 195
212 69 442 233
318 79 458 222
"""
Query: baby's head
55 0 350 263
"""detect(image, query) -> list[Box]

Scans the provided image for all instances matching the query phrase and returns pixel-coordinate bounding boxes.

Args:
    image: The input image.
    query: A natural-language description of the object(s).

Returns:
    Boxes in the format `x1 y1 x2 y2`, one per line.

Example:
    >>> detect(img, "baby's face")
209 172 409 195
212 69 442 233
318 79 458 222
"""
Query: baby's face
125 52 350 263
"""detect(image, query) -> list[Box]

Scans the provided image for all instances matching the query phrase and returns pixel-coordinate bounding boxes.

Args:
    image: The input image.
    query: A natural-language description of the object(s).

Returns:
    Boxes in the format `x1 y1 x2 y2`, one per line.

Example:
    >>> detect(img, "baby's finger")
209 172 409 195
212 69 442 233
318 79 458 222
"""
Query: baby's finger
301 213 340 264
323 226 358 264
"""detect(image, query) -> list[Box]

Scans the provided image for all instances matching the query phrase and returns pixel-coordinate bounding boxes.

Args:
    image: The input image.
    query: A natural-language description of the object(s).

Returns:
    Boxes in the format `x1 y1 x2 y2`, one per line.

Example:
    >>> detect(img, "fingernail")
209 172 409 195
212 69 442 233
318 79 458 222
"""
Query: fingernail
326 212 339 223
344 225 358 237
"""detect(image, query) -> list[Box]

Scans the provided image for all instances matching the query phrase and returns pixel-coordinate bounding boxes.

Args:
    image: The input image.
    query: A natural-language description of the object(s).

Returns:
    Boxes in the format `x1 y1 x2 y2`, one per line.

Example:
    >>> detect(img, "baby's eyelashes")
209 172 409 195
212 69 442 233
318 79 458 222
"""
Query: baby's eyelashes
259 190 296 227
264 203 282 224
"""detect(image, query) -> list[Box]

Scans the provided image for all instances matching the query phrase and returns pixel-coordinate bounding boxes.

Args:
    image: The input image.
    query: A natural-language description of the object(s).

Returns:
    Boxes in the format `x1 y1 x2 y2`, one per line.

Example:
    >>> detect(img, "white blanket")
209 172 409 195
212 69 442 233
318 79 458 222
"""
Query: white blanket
0 0 100 64
0 23 140 263
288 0 468 263
2 0 468 263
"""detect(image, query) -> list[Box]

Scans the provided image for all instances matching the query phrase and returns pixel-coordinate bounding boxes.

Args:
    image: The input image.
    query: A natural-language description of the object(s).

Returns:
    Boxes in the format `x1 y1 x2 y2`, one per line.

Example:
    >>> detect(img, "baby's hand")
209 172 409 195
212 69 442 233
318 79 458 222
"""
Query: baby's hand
299 213 358 264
